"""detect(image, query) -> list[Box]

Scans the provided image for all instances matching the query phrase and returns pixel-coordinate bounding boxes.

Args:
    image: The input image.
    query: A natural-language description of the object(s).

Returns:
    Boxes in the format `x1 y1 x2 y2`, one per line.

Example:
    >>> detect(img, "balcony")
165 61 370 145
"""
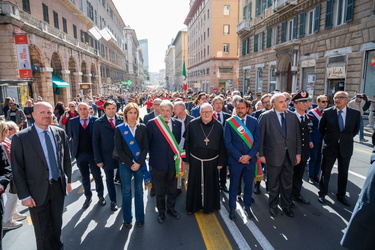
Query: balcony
236 19 251 35
274 0 297 12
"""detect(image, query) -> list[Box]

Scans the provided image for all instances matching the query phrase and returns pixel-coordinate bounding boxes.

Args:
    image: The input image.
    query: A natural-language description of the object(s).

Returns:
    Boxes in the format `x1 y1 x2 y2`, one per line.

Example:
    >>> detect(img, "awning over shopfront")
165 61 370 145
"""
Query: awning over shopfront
52 73 69 87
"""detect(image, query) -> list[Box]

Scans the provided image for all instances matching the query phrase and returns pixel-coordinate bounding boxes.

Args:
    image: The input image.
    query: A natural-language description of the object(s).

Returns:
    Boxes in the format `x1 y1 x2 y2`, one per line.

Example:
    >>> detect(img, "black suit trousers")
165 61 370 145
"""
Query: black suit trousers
29 181 65 250
292 161 308 197
152 168 177 213
319 154 351 197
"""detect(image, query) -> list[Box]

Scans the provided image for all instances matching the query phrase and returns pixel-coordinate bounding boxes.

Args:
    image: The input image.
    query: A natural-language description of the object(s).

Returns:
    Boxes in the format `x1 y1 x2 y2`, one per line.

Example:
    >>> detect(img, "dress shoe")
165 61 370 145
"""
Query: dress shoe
236 196 243 203
150 187 155 197
318 196 326 204
136 221 144 227
294 195 311 205
221 185 229 193
269 207 278 217
282 207 294 217
98 197 106 206
167 209 180 219
308 177 315 184
244 208 254 220
82 198 92 209
290 201 295 209
123 222 132 229
253 183 260 194
110 201 118 211
229 209 236 220
337 196 351 207
158 212 166 223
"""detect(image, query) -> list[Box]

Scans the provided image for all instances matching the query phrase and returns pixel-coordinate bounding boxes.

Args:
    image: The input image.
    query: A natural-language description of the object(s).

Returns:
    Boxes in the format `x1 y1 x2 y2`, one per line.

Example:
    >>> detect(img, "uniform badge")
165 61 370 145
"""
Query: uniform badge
130 141 134 145
124 131 129 135
136 152 140 156
301 91 307 97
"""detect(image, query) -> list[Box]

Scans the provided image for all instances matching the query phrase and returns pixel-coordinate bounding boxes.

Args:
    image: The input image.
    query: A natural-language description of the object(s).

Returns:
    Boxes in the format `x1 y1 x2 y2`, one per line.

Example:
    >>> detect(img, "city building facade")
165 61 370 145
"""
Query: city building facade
184 0 240 93
237 0 375 100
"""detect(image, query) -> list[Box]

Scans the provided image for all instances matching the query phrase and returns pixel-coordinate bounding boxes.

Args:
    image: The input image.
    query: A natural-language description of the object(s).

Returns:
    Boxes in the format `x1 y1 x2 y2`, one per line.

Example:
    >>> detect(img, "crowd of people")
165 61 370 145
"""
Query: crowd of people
0 88 374 249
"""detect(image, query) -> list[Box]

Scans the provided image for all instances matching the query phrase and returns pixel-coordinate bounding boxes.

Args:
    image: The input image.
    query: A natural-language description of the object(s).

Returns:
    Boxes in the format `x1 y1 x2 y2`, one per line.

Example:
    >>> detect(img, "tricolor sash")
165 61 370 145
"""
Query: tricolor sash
154 116 185 178
227 116 263 183
311 108 323 121
118 124 152 190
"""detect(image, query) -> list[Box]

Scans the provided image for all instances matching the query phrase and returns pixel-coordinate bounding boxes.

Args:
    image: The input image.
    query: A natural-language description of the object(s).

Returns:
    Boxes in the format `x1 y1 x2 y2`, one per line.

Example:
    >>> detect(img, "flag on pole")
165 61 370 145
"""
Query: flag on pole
182 61 187 91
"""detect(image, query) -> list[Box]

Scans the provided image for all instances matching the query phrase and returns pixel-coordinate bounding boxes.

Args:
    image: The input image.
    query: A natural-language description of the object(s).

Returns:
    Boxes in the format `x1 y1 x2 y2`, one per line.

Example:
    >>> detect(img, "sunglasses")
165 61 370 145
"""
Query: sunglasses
8 128 14 131
320 101 328 103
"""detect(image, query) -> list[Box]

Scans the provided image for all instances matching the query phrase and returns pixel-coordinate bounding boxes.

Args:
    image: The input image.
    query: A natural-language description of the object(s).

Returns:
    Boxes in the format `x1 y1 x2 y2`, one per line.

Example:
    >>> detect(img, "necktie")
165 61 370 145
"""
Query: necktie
44 130 59 181
218 113 222 123
338 110 344 132
241 119 245 125
300 115 304 124
83 119 87 129
280 113 287 136
109 118 115 128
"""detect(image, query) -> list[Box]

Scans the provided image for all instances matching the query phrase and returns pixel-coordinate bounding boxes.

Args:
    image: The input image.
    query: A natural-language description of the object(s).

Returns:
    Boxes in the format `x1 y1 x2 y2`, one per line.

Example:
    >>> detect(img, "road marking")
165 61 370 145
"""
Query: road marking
223 193 275 250
27 216 32 225
195 211 232 250
218 202 251 250
354 148 372 155
333 165 366 180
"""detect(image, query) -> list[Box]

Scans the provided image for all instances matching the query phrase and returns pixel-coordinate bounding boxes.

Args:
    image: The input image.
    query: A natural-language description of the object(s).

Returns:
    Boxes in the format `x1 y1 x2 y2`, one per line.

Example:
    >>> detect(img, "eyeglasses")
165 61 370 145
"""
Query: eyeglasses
200 97 207 100
320 101 328 103
201 111 213 115
334 96 347 100
262 101 271 104
69 106 75 108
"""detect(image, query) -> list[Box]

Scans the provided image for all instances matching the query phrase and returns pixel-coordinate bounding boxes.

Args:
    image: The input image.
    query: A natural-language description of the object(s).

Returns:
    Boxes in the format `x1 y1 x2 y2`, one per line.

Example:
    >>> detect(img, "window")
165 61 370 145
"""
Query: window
281 21 287 43
62 18 67 33
329 0 354 27
87 1 94 21
223 43 229 53
254 32 264 51
206 68 210 75
305 5 320 36
224 5 230 15
207 28 210 37
223 24 230 35
42 3 49 23
256 68 263 93
23 0 31 13
53 11 59 29
269 66 277 93
207 9 209 18
219 67 233 73
73 24 77 39
254 34 258 52
299 12 306 37
266 28 272 48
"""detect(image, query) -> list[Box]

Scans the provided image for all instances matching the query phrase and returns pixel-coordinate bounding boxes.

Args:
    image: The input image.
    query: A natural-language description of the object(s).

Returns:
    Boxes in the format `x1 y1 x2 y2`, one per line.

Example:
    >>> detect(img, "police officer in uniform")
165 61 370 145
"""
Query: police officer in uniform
291 91 313 205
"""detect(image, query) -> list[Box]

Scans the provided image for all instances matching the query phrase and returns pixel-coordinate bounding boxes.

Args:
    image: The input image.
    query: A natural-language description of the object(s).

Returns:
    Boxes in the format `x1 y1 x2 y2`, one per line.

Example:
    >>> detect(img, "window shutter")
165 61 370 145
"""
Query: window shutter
299 12 305 37
242 39 247 55
268 0 272 8
243 6 247 20
292 15 298 39
325 0 333 29
254 34 259 52
256 0 260 16
267 28 272 48
345 0 354 23
248 2 252 19
281 21 287 43
314 4 321 33
262 0 266 13
261 31 265 50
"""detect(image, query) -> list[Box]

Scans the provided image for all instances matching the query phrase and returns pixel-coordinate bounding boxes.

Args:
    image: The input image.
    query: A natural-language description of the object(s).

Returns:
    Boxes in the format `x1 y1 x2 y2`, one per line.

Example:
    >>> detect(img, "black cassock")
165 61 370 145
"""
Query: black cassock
184 118 227 214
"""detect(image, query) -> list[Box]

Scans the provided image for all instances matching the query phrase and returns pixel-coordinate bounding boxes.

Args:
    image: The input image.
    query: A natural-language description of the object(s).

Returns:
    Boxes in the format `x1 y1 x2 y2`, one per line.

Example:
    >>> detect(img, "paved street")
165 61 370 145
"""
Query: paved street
3 107 374 250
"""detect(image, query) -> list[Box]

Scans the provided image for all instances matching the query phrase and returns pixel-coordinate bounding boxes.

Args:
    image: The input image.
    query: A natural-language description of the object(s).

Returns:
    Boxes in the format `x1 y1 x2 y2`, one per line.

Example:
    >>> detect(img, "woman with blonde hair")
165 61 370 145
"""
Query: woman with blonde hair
6 121 19 140
114 103 149 229
0 121 26 231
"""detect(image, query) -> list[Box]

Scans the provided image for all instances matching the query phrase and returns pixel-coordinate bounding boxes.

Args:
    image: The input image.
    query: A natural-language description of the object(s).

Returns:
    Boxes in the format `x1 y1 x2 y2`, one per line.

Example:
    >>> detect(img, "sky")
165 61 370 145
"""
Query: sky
112 0 190 73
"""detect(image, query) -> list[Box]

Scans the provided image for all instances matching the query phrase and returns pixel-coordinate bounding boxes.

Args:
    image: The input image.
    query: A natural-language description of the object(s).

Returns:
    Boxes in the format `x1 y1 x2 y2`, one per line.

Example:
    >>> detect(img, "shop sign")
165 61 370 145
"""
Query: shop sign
327 66 346 79
301 59 316 68
80 84 90 89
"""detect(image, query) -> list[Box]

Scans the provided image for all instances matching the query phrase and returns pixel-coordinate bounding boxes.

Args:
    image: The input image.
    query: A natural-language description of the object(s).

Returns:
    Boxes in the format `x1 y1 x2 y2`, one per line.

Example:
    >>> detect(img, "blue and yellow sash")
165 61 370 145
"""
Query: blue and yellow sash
118 123 152 190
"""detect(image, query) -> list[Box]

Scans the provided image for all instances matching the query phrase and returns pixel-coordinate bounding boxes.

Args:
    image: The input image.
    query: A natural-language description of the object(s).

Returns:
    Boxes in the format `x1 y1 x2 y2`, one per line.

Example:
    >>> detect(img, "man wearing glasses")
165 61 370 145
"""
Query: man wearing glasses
308 95 329 184
318 91 360 207
191 93 208 118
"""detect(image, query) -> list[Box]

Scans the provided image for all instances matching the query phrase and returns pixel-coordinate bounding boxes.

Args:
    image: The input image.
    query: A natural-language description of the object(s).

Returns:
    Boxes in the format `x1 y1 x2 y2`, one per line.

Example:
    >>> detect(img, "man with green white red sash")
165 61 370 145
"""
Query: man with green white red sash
224 99 261 220
146 100 183 224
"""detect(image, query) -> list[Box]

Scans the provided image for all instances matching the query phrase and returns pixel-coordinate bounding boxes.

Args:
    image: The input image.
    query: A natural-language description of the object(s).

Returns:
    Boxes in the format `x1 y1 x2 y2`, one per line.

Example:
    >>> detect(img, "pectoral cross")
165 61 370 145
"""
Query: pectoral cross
204 137 209 145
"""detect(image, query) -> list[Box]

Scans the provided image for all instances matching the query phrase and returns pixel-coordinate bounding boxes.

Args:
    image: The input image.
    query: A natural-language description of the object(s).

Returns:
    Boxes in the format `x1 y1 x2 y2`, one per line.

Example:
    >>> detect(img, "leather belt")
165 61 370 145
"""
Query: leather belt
48 178 60 184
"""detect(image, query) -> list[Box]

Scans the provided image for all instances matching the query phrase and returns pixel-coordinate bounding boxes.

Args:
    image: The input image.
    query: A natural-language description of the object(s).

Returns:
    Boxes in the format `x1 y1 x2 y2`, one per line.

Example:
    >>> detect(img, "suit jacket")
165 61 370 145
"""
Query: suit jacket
114 124 148 168
258 109 301 166
147 118 182 171
341 148 375 249
252 109 267 119
68 115 98 158
143 111 156 125
216 111 231 126
92 114 123 170
319 106 360 157
190 106 200 118
224 115 261 165
11 125 71 206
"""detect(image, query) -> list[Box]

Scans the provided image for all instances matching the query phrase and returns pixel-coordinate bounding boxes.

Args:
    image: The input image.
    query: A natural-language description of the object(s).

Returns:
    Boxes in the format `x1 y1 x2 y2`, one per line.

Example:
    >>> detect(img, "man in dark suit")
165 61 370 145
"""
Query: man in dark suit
11 102 72 249
93 100 123 211
69 102 105 209
224 99 261 220
147 100 182 223
212 96 231 192
252 94 272 194
173 101 194 193
258 93 301 217
318 91 360 207
143 98 162 125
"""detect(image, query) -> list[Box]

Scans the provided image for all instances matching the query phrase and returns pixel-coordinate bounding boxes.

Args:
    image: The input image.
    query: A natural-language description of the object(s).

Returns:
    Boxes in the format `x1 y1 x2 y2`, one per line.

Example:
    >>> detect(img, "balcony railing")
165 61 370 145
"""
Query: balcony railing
236 19 251 34
274 0 297 11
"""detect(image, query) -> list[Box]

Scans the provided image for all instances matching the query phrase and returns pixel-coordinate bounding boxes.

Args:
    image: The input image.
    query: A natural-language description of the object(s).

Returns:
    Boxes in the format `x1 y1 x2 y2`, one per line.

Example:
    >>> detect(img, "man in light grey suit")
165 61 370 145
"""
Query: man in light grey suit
258 93 301 218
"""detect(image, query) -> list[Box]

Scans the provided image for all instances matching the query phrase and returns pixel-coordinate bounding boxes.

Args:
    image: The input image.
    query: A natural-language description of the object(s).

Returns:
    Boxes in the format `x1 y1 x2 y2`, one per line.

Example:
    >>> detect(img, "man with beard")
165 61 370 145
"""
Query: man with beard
184 103 227 214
